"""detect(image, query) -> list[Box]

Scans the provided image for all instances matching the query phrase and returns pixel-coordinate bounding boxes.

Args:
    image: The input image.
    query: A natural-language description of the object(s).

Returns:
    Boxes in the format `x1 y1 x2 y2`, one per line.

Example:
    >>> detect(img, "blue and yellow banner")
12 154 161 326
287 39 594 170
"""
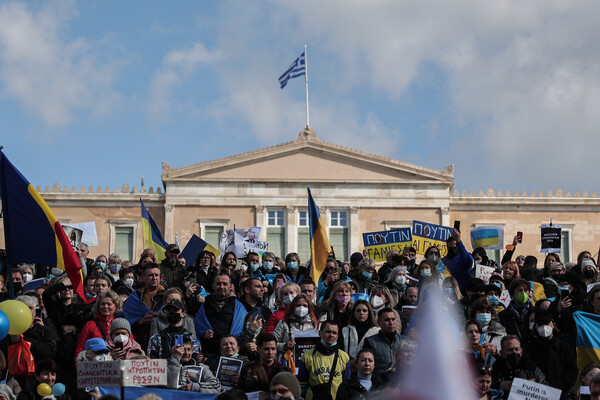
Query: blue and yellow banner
470 226 504 250
574 311 600 372
412 220 453 257
363 229 412 262
140 199 169 262
308 188 331 283
0 151 88 301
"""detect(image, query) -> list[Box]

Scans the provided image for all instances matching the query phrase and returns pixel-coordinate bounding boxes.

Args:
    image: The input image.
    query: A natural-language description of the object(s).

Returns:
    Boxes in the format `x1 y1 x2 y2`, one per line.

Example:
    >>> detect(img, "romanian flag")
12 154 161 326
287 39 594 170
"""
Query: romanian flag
140 199 169 263
307 188 331 283
574 311 600 372
0 151 88 302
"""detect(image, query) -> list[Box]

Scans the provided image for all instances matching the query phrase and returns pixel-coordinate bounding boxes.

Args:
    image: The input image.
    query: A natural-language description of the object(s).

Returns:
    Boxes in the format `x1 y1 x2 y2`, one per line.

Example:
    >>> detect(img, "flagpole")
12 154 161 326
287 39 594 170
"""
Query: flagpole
304 44 310 128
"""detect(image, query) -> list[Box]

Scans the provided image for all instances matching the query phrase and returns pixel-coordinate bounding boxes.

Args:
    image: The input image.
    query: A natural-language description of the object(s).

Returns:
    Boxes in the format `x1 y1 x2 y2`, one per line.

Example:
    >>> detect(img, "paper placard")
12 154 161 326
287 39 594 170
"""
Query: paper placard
68 222 99 246
362 228 413 262
77 360 167 388
412 220 453 257
475 265 496 284
122 359 167 387
294 330 320 372
177 365 204 387
61 225 83 250
499 290 511 307
216 356 244 390
540 224 562 254
77 361 122 388
507 377 561 400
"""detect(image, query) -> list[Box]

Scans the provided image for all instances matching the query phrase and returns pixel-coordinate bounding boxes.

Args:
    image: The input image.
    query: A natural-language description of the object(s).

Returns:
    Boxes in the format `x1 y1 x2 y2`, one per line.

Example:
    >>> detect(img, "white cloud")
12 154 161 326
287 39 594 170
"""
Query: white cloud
148 43 221 123
0 0 119 128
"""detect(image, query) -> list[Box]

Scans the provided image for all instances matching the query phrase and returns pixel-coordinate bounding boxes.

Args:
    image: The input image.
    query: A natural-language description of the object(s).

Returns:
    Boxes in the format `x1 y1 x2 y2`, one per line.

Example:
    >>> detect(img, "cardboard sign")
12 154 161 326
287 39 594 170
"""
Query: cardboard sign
77 361 122 388
216 356 244 390
68 222 99 247
362 228 413 262
475 265 496 284
412 220 453 256
507 378 561 400
471 226 504 250
77 360 167 388
294 330 320 372
540 224 562 254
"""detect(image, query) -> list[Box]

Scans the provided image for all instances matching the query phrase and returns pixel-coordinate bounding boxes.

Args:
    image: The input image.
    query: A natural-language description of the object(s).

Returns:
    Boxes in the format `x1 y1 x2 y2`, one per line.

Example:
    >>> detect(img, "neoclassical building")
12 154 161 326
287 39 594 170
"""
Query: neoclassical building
4 128 600 264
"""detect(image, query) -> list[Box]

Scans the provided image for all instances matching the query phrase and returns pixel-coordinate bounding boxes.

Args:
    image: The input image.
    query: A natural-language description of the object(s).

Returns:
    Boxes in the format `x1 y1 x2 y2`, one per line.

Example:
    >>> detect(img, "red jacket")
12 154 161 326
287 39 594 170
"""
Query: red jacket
75 315 114 359
266 307 287 334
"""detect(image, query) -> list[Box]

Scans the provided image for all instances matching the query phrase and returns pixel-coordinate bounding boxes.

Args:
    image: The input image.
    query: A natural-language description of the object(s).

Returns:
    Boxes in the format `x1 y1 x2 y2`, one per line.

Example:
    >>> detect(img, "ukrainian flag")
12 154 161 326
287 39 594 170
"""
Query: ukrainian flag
574 311 600 372
0 151 88 301
308 188 331 283
140 199 169 262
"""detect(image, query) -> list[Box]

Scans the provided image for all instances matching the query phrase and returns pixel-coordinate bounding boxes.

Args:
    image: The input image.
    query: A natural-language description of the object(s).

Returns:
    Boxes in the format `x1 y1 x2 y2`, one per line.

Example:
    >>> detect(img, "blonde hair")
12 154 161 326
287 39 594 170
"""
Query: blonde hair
277 282 300 304
93 291 122 316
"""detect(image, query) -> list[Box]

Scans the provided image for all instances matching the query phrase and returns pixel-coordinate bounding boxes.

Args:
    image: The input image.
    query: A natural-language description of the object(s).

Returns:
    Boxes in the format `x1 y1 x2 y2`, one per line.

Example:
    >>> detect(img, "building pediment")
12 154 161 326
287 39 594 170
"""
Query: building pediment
162 131 453 185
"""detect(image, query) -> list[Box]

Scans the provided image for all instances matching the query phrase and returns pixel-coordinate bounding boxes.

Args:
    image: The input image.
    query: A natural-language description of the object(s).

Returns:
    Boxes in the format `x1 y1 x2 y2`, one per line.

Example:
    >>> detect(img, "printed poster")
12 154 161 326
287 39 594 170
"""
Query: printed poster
362 228 412 262
412 220 453 257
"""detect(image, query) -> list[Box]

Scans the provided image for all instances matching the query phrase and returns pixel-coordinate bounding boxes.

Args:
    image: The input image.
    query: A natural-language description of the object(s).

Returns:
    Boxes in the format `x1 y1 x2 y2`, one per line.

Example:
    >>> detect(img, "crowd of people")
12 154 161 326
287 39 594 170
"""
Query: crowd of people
1 227 600 400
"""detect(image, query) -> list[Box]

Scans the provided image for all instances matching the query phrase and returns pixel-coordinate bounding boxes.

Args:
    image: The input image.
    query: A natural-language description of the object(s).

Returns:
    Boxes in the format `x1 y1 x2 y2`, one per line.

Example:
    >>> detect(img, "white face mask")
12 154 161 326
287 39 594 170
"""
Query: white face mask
123 278 134 287
114 334 129 345
22 273 33 282
94 353 110 361
537 324 553 338
395 275 406 286
295 306 309 318
371 295 384 309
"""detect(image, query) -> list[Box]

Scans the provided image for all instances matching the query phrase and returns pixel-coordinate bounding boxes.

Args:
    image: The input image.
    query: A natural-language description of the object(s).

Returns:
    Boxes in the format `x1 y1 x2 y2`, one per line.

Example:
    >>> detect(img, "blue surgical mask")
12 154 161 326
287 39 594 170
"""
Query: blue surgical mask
109 264 121 273
320 339 337 348
558 285 570 293
97 262 106 270
362 271 372 280
263 261 274 270
421 269 431 277
250 263 260 271
287 262 298 271
443 287 455 294
476 313 492 326
487 296 500 306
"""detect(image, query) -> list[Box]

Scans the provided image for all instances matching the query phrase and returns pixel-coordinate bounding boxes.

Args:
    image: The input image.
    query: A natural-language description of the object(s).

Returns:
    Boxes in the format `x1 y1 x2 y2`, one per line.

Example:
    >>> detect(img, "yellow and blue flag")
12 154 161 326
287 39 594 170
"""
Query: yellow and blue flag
308 188 331 283
0 151 88 302
140 199 169 262
574 311 600 372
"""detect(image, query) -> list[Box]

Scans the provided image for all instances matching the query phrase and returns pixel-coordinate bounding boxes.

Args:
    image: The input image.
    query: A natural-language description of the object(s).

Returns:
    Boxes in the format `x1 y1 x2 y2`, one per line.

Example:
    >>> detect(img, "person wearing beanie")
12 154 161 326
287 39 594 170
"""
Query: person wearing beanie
106 318 145 360
581 259 600 285
270 371 302 400
498 279 534 341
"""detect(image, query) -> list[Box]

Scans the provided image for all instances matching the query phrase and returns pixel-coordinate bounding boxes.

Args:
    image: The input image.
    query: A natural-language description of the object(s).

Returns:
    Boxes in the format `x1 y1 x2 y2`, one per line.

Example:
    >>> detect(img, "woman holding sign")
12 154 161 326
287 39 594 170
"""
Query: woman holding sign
273 294 318 354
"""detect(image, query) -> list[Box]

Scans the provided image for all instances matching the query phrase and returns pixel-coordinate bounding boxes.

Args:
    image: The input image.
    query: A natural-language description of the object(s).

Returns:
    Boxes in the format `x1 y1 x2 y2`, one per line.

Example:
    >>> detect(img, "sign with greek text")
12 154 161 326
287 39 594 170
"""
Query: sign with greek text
77 360 167 388
412 220 453 257
122 359 167 387
507 378 561 400
77 361 122 388
362 228 413 261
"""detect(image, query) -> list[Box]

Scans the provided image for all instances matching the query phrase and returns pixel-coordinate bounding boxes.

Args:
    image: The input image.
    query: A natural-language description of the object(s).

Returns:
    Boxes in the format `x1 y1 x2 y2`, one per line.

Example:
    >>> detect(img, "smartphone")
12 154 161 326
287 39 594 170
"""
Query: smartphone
453 220 461 231
252 307 262 319
35 309 42 318
275 278 284 288
175 335 183 347
115 341 124 350
189 277 196 285
516 231 523 243
560 290 570 300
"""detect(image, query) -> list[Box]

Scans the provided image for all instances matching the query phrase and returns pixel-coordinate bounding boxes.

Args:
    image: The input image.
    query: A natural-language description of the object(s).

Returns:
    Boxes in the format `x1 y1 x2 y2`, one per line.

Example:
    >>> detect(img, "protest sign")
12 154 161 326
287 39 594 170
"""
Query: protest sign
471 226 504 250
61 225 83 250
68 222 99 246
122 359 167 387
77 361 122 388
475 264 496 284
541 224 562 253
362 228 412 262
177 365 204 387
216 356 244 390
244 227 261 247
180 234 221 267
507 378 561 400
499 290 511 307
294 330 320 372
412 220 453 256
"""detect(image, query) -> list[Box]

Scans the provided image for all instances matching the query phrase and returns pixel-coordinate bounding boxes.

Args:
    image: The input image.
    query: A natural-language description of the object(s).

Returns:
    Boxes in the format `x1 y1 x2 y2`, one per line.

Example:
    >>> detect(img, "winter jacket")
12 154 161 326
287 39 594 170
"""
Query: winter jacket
491 353 548 394
499 301 534 341
272 316 318 353
341 325 380 360
148 307 196 339
441 241 473 289
335 371 383 400
74 315 114 359
166 357 220 393
363 331 407 379
266 306 288 334
524 335 578 395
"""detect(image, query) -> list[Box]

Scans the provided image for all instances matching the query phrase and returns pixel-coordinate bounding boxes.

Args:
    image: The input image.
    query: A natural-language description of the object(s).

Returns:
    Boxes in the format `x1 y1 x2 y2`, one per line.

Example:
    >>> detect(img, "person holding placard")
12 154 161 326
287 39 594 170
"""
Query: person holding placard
442 228 473 289
166 337 220 393
273 294 318 354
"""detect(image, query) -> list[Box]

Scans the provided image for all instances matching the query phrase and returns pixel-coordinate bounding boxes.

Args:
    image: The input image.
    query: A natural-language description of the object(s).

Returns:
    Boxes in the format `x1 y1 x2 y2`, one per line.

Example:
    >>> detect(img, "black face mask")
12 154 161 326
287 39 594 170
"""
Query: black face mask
584 269 596 278
506 353 522 368
13 282 22 293
243 376 261 392
167 312 182 325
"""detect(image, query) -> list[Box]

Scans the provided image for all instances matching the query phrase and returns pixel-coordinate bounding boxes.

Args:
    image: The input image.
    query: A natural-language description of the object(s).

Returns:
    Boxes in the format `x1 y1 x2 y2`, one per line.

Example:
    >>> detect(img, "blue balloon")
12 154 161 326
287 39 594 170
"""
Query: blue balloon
52 383 66 397
0 310 9 340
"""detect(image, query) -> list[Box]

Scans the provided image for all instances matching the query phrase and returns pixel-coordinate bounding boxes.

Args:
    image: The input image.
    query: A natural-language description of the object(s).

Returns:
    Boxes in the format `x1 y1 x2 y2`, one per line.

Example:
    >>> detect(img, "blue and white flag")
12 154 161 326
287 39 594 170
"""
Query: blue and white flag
279 51 305 89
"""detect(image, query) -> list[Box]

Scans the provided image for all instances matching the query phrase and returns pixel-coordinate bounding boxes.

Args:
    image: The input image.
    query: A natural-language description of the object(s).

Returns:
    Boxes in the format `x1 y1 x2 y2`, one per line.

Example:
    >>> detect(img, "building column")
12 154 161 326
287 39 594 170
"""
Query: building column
287 206 297 253
256 206 267 241
350 206 359 253
164 203 175 243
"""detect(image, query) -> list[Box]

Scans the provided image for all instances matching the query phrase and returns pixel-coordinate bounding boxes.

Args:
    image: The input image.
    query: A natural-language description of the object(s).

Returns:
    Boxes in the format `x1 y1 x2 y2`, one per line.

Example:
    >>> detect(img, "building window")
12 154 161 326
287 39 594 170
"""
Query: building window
560 227 573 263
109 220 138 262
267 209 286 258
330 210 348 262
298 210 308 227
297 210 310 263
198 220 229 251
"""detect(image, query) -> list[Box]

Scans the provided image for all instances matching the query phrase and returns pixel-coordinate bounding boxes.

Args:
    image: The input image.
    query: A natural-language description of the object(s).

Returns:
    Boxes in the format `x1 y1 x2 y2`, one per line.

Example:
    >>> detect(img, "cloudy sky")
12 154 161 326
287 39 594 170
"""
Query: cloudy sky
1 0 598 194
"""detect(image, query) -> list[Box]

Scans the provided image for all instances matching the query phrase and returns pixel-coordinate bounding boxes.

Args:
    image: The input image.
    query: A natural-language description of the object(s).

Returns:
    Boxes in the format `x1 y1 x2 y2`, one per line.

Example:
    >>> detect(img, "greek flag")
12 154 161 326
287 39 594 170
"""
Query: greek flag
279 51 305 89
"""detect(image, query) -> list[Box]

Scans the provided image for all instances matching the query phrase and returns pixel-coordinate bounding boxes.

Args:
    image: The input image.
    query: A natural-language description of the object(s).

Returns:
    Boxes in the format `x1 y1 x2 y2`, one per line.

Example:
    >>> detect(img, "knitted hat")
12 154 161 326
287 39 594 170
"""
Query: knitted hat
0 384 16 400
35 359 58 375
270 372 301 400
350 252 364 267
550 262 564 272
582 259 596 270
110 318 131 336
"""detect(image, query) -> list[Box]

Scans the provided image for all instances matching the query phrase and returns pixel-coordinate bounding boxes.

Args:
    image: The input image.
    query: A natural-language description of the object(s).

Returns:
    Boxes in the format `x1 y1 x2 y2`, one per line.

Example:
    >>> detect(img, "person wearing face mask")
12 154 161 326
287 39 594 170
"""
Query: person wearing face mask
273 294 318 353
284 253 308 284
484 284 506 314
159 244 187 290
499 279 535 341
472 247 497 269
491 335 548 396
349 258 378 294
111 268 135 296
246 252 267 279
17 264 36 285
369 286 402 334
186 250 218 295
549 272 586 347
103 253 123 285
261 251 279 274
384 265 409 301
266 282 301 334
318 281 354 331
581 259 600 285
106 318 145 360
92 254 108 275
269 371 302 400
413 260 443 288
523 309 578 395
440 228 473 289
148 299 201 359
149 288 197 338
469 298 505 356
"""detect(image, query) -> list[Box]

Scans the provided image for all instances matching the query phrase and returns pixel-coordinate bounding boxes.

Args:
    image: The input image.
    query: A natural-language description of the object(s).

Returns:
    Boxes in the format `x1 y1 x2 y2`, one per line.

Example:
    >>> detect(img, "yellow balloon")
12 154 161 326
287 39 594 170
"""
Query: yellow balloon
0 300 33 335
37 383 52 397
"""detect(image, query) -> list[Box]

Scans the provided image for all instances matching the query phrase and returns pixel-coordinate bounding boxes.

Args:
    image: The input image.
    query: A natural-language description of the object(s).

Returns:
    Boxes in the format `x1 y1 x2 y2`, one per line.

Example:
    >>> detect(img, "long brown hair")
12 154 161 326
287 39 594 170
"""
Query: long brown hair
347 300 377 327
284 294 317 327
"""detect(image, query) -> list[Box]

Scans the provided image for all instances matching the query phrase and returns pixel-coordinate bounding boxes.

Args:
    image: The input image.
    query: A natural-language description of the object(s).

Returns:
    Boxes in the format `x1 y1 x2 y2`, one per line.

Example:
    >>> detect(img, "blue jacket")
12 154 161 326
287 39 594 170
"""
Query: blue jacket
442 241 473 289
